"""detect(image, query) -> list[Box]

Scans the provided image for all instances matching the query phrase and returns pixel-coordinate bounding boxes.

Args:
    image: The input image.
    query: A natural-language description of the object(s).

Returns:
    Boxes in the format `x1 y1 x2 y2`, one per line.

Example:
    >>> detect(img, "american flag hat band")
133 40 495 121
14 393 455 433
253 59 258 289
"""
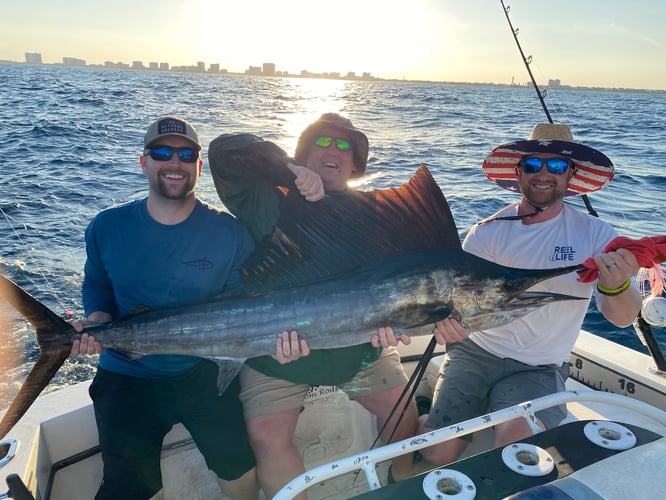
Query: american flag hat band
482 139 614 197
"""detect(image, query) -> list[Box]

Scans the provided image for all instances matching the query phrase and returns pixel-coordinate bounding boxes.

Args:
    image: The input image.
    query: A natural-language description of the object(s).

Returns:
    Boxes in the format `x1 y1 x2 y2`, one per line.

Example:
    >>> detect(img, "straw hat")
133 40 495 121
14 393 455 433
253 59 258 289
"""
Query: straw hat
482 123 614 196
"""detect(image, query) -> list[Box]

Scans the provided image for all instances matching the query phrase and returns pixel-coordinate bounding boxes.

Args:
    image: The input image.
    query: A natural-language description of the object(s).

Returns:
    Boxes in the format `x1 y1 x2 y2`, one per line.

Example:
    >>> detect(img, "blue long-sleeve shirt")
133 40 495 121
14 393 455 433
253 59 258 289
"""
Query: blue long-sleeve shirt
82 198 254 377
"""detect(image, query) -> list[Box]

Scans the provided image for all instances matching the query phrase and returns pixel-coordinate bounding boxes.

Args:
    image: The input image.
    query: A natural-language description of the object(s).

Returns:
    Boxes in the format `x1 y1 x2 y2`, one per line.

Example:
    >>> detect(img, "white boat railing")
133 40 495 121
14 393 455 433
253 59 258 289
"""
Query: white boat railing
273 390 666 500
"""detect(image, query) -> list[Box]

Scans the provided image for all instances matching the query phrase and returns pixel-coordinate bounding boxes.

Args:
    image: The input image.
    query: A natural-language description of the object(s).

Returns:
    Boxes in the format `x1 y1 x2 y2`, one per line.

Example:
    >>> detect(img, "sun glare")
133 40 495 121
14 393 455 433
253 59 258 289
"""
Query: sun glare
274 78 354 153
0 302 22 407
195 0 439 79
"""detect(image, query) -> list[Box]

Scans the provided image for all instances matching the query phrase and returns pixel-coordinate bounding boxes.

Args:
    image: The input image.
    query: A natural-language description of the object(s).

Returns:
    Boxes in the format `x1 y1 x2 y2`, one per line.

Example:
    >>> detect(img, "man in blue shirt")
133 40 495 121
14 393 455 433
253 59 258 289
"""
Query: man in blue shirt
70 116 268 499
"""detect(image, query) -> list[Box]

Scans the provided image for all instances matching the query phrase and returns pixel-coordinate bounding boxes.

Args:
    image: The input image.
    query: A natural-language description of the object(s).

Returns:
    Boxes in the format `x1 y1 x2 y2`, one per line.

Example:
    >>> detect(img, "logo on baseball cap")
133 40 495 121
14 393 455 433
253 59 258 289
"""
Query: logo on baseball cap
144 116 201 150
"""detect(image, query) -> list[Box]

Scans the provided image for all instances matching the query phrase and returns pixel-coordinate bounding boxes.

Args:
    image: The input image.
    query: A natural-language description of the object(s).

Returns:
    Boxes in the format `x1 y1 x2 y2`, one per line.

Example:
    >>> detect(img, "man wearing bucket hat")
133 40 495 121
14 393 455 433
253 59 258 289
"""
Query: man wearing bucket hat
208 113 418 497
414 123 642 466
293 112 370 188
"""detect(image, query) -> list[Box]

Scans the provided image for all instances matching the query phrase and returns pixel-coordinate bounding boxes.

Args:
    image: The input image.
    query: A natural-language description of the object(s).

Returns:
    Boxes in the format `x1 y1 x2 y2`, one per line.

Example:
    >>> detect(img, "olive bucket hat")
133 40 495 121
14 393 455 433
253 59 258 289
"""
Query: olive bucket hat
294 113 369 178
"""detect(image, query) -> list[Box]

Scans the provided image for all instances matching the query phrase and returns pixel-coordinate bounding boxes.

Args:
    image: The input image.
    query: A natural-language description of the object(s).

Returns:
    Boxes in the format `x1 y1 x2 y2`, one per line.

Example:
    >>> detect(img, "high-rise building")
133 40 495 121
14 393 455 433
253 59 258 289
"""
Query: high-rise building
63 57 86 67
25 52 43 64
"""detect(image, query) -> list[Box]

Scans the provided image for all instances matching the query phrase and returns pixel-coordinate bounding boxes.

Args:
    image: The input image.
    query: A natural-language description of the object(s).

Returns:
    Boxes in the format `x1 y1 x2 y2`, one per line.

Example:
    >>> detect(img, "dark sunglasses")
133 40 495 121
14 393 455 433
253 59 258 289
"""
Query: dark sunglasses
314 136 352 152
145 145 199 163
519 156 572 174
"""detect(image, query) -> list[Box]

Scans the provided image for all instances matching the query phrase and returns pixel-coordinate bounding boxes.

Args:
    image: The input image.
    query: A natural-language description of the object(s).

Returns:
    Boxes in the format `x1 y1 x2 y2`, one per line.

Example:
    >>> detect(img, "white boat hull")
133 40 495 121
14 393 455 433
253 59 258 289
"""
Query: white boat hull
1 330 665 500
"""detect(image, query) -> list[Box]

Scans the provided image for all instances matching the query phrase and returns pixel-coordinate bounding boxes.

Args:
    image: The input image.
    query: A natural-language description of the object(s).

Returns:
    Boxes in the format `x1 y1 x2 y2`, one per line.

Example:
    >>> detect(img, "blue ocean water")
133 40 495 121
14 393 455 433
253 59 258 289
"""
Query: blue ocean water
1 63 665 406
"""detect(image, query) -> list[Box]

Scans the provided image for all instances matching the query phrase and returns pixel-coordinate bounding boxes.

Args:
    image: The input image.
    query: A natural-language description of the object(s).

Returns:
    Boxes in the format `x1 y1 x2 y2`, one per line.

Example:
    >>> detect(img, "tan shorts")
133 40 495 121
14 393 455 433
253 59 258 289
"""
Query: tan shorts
240 347 408 419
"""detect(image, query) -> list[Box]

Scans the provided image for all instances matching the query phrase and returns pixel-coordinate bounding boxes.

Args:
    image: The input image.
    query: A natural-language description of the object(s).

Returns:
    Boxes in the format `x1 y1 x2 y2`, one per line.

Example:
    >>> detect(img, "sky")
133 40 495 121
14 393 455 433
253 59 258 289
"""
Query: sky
2 0 666 90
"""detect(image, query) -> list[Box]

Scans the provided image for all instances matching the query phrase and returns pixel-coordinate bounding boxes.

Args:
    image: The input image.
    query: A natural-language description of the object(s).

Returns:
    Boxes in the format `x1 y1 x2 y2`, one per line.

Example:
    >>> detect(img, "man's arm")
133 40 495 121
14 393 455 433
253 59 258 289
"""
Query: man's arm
208 133 322 243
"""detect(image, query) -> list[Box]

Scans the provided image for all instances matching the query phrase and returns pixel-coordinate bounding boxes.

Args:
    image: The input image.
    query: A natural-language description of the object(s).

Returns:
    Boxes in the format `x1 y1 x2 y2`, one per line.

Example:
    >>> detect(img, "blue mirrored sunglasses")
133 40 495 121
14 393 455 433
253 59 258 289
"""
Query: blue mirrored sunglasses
519 156 572 174
314 136 352 152
146 145 199 163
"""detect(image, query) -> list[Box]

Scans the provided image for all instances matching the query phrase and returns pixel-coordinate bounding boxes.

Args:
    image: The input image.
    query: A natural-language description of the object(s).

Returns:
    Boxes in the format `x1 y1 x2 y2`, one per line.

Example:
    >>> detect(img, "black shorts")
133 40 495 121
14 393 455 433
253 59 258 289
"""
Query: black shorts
89 360 256 500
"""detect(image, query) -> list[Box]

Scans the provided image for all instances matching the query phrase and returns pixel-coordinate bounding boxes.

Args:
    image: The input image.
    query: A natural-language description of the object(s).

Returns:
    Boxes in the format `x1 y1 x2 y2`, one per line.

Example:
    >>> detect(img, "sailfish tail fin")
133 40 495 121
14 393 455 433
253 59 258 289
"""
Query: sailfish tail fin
0 274 75 439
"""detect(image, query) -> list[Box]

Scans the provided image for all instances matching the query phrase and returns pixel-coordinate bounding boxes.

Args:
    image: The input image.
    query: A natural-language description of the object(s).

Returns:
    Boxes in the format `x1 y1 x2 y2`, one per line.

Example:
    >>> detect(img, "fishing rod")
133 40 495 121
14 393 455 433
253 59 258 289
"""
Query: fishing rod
355 335 438 486
378 3 665 462
501 0 666 373
500 0 598 218
0 207 70 317
500 0 552 123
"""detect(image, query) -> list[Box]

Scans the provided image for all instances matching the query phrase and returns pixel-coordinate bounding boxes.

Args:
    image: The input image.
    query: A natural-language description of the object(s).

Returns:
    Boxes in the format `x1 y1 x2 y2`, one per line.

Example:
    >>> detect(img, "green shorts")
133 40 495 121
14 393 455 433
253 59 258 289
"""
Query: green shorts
240 347 408 419
426 338 569 438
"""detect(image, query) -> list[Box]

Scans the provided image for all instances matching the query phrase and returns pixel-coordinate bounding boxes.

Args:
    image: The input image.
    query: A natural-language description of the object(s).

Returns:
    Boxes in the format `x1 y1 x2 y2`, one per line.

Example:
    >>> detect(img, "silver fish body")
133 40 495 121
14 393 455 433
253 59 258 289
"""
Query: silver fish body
68 250 581 358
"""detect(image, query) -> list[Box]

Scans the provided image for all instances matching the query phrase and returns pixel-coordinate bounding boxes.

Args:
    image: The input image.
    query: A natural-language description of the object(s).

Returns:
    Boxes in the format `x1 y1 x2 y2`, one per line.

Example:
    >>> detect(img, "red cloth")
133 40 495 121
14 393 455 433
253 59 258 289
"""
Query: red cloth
577 235 666 283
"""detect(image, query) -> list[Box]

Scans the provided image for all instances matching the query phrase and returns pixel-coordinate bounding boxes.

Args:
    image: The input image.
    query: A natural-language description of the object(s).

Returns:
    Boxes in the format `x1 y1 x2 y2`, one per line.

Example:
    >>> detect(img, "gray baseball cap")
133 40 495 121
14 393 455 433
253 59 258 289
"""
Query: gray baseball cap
144 116 201 150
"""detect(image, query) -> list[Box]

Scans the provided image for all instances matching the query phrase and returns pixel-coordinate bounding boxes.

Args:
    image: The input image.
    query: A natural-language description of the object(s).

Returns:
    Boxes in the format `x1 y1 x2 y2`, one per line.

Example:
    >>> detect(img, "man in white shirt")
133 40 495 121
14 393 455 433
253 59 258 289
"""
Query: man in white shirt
416 123 642 466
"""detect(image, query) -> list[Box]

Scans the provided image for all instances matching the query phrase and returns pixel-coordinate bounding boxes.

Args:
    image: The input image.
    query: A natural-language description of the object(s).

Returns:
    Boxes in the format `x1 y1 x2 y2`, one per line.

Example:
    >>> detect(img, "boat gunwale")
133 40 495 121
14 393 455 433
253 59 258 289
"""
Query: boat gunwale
273 389 666 499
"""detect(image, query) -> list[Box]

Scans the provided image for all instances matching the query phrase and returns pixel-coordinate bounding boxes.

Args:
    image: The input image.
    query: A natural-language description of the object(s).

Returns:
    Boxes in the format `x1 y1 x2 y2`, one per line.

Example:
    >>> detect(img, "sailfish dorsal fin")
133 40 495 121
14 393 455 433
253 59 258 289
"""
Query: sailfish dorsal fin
240 165 461 293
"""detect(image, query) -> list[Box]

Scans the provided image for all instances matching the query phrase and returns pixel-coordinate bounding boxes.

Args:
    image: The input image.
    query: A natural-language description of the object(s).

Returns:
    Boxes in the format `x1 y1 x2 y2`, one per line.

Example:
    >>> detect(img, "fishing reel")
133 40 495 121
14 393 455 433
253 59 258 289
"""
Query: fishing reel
642 296 666 327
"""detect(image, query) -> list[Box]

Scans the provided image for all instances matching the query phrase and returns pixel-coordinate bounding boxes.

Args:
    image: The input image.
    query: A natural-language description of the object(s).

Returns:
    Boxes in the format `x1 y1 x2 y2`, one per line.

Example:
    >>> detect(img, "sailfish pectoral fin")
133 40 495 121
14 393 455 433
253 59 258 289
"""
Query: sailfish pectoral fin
513 291 587 303
209 358 246 395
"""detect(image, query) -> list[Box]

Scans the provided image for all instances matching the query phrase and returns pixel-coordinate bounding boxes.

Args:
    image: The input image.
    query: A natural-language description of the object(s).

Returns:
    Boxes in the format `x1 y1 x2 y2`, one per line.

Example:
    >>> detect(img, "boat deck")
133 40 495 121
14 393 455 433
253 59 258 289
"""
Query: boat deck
2 331 665 500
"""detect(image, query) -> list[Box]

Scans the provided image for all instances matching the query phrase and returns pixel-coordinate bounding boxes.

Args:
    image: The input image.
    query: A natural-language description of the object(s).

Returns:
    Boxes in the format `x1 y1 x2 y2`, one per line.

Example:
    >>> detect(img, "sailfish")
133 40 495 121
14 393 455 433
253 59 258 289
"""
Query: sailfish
0 145 589 439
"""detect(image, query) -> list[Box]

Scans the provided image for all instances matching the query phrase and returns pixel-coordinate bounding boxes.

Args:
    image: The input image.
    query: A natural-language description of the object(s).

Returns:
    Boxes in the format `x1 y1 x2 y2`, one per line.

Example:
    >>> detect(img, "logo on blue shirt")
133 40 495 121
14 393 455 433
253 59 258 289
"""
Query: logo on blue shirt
183 258 213 271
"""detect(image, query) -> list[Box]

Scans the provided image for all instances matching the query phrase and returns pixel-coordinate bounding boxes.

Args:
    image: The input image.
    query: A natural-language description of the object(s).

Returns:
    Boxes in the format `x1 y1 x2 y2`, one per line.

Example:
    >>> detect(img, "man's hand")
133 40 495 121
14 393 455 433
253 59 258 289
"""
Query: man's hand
287 163 324 201
69 312 110 356
594 248 640 290
371 326 411 348
432 318 468 345
593 248 642 326
274 330 311 364
70 332 103 356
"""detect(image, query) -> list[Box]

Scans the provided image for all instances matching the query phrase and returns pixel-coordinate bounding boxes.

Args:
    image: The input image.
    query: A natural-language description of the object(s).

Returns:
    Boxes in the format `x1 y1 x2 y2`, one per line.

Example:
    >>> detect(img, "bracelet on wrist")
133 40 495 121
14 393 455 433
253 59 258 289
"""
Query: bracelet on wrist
597 279 631 296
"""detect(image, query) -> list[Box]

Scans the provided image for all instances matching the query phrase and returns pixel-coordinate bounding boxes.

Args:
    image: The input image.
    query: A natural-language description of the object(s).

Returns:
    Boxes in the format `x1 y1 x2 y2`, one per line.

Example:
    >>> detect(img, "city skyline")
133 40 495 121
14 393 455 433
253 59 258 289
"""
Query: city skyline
12 52 666 97
11 52 381 82
3 1 666 91
7 52 663 94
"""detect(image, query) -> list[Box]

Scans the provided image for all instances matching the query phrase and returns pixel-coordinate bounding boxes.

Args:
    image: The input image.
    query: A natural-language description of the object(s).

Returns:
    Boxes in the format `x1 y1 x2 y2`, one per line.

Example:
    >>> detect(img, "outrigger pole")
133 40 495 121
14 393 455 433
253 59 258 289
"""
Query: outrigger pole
500 0 666 374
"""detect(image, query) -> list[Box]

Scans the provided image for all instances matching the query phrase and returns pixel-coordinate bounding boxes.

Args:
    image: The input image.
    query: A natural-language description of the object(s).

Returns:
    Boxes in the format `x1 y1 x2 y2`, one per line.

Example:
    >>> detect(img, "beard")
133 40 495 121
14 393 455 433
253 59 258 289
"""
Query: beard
152 173 197 200
521 183 568 209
